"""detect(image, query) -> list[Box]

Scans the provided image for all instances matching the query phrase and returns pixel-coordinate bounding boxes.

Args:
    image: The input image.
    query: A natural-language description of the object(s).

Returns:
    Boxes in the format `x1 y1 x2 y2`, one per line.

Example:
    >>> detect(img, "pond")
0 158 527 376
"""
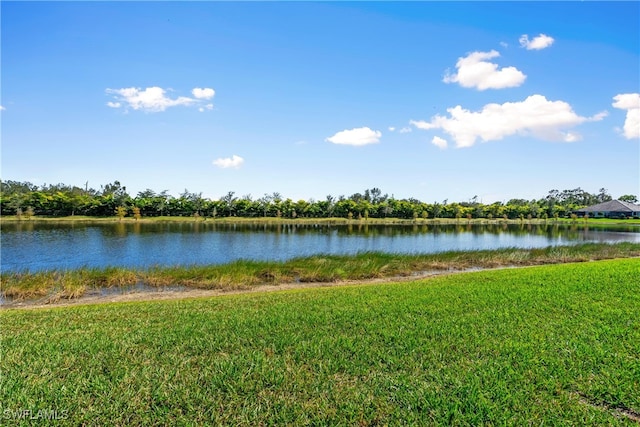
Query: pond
1 221 639 272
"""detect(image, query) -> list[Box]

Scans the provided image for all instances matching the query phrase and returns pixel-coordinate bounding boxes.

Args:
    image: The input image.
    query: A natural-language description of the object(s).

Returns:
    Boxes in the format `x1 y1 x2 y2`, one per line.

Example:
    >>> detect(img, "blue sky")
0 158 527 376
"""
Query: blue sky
2 1 639 203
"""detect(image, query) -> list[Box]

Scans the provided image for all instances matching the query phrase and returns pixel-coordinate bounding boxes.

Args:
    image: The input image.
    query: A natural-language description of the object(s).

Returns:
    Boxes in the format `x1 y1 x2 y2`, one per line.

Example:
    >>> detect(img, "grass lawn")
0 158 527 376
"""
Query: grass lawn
2 258 639 425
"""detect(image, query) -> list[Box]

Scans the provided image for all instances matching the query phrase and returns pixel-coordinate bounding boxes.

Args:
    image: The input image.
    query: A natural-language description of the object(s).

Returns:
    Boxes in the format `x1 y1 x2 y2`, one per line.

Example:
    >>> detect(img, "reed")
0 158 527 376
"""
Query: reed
2 242 639 302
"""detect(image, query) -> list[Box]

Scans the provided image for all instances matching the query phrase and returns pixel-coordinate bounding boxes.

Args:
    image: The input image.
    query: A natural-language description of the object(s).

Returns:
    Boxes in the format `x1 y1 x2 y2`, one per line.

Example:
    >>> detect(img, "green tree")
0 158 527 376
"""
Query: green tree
115 206 127 221
6 193 26 216
294 200 310 218
234 197 254 217
101 181 130 206
220 191 237 217
619 194 638 204
596 188 612 203
431 202 442 219
280 199 295 218
258 194 273 217
381 202 393 218
24 206 35 220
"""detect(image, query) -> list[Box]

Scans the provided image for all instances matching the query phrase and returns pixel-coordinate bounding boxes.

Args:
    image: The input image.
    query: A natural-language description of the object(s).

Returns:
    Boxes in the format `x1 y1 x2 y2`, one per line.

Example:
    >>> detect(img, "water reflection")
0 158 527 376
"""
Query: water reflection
1 221 638 272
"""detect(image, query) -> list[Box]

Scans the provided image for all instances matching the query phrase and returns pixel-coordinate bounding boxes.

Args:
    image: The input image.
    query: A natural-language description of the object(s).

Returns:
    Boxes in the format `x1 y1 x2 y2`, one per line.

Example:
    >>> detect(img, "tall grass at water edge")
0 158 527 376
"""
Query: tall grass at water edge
2 242 639 302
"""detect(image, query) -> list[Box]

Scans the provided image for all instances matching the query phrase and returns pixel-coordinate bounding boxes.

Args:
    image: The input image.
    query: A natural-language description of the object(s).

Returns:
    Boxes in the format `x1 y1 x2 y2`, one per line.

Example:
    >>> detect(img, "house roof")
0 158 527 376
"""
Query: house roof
575 199 640 213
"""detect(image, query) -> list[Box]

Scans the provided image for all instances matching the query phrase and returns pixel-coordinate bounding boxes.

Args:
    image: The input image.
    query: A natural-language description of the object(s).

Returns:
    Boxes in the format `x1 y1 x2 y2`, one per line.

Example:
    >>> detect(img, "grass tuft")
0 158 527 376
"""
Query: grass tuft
2 242 639 301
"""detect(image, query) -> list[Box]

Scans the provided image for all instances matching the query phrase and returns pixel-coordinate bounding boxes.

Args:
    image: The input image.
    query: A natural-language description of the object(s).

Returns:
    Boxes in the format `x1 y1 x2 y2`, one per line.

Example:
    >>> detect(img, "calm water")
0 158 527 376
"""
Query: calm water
1 221 639 272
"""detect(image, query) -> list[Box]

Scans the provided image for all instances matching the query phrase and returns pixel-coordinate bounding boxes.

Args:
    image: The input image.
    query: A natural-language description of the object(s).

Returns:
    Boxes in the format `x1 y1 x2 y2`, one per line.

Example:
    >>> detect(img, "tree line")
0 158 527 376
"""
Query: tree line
1 180 637 220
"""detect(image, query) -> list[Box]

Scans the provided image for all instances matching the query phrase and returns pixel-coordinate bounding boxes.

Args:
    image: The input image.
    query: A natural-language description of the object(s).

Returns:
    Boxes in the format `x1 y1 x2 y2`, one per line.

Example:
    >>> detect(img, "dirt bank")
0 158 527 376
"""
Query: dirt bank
2 268 483 310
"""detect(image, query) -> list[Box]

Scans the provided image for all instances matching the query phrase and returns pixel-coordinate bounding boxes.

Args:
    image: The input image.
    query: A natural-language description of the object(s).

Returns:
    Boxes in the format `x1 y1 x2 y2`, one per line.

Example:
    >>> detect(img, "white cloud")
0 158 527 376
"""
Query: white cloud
431 136 448 150
192 87 215 100
0 105 5 111
613 93 640 139
443 50 526 90
326 127 381 146
591 111 609 121
389 126 412 133
411 94 604 148
612 93 640 110
106 87 195 112
519 34 555 50
106 86 215 113
213 155 244 169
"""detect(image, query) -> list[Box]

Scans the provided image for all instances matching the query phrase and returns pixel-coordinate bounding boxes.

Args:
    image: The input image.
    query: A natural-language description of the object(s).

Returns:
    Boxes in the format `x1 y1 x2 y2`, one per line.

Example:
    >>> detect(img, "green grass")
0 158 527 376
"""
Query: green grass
554 217 640 226
1 259 639 425
3 242 640 302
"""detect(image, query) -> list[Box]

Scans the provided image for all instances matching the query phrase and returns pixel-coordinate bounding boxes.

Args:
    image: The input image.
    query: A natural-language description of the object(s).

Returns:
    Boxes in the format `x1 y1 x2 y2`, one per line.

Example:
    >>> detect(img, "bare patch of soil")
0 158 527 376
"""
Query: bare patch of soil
2 269 478 310
573 392 640 423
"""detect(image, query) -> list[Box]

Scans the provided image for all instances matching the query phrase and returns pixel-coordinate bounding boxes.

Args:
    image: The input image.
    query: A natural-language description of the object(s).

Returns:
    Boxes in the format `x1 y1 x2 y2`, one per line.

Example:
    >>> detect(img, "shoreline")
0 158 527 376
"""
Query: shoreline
3 243 639 309
1 266 509 310
2 215 639 226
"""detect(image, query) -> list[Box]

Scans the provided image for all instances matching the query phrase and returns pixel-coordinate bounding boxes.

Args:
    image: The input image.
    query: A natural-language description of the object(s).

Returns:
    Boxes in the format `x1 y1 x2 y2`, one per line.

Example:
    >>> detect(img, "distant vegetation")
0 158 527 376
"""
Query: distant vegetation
1 179 637 220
